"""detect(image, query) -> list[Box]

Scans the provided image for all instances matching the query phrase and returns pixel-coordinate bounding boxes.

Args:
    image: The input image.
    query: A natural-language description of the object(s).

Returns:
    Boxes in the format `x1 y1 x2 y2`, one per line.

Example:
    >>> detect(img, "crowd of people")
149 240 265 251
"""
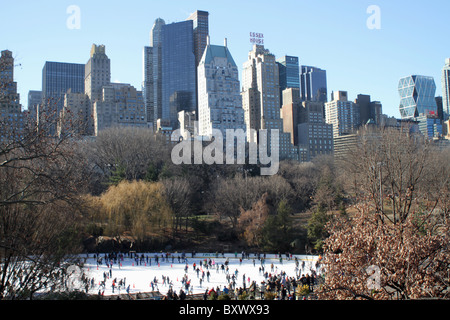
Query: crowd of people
78 251 322 300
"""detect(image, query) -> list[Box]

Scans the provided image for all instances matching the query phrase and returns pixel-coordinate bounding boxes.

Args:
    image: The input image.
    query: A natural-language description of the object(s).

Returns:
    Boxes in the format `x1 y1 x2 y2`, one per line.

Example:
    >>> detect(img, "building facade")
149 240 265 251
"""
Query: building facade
161 20 197 128
0 50 24 140
1 50 21 115
42 61 85 115
277 55 300 104
178 110 196 139
297 100 333 161
93 83 147 135
398 75 437 119
325 91 360 138
27 90 42 123
416 113 442 139
197 38 245 138
242 45 283 142
143 46 154 126
442 58 450 119
281 88 301 145
300 66 327 103
85 44 111 103
143 18 165 129
242 45 298 160
281 88 333 161
84 44 111 135
354 94 382 126
187 10 209 67
58 89 91 136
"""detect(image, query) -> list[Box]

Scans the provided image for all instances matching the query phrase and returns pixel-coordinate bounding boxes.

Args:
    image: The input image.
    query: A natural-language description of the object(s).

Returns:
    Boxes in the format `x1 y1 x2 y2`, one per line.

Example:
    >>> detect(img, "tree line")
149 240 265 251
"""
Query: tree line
1 96 449 299
78 126 340 253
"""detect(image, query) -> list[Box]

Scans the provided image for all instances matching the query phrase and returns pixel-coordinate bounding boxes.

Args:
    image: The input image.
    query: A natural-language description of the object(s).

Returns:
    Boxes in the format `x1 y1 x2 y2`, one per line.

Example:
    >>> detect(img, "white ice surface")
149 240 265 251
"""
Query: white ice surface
79 253 320 297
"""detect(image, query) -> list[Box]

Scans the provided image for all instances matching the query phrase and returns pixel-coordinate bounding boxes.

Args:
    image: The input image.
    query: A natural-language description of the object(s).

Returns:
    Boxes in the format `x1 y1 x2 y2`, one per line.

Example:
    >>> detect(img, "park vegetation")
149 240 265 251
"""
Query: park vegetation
78 126 336 253
1 83 449 298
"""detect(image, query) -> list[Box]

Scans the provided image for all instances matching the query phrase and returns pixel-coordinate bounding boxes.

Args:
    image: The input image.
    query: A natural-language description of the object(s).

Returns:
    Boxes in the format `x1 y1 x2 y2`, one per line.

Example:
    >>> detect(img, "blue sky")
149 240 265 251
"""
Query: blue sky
1 0 449 117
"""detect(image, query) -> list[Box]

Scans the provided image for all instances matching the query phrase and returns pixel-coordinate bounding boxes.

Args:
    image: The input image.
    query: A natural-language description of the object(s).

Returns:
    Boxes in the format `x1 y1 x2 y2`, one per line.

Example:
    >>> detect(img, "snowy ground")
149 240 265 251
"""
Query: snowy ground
77 253 321 297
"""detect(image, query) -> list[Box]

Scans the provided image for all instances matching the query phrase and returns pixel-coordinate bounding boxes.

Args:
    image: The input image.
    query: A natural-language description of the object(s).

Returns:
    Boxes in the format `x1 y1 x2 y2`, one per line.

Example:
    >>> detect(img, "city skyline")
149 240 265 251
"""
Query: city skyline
1 0 449 118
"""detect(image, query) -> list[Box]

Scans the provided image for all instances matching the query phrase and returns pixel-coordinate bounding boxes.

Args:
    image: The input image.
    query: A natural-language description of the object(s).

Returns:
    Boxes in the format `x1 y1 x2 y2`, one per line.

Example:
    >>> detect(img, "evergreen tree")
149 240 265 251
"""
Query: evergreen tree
261 199 293 251
145 163 159 182
307 205 330 252
108 163 126 186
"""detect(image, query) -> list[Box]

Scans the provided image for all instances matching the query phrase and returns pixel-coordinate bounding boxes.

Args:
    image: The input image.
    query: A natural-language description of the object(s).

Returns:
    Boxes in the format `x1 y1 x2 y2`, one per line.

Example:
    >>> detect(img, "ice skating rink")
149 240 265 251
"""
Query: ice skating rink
79 252 321 297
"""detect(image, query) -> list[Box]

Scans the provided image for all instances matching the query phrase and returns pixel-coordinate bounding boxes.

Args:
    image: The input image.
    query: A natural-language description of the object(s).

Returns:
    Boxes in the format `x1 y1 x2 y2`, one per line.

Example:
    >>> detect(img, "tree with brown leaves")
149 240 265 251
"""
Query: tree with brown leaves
318 126 450 300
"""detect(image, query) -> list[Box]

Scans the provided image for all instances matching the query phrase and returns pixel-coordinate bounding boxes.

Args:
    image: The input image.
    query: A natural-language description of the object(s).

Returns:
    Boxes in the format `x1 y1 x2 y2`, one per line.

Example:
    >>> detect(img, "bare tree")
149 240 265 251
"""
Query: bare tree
206 174 293 229
161 177 194 233
0 104 89 299
82 126 173 183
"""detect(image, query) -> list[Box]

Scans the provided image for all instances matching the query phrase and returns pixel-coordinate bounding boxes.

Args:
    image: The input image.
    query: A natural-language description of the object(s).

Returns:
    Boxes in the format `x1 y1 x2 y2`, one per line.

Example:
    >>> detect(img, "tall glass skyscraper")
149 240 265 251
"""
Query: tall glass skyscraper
277 56 300 91
42 61 85 114
300 66 327 103
442 58 450 119
161 20 196 127
398 75 437 119
143 18 165 128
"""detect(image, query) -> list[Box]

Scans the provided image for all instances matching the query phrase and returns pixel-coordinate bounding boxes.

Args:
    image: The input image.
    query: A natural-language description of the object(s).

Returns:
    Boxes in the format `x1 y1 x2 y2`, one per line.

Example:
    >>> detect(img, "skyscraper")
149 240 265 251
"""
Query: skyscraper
83 44 111 135
187 10 209 67
143 18 165 129
242 45 298 160
42 61 85 114
242 45 283 142
0 50 21 115
144 12 208 130
442 58 450 119
398 75 437 119
197 38 245 137
41 60 85 134
281 88 333 161
27 90 42 124
277 55 300 104
85 44 111 103
0 50 24 139
436 96 444 121
281 88 301 145
143 46 154 126
187 10 209 123
300 66 327 103
354 94 382 125
325 91 360 138
160 20 197 128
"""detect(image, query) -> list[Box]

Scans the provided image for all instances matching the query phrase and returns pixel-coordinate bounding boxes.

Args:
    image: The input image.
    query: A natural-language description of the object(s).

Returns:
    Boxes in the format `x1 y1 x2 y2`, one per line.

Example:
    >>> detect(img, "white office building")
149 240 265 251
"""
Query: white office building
197 38 245 138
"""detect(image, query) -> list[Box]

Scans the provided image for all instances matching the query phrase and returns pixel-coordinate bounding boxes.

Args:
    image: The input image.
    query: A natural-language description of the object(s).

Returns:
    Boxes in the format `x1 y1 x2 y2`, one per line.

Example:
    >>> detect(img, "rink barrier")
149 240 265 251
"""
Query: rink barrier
89 252 319 261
